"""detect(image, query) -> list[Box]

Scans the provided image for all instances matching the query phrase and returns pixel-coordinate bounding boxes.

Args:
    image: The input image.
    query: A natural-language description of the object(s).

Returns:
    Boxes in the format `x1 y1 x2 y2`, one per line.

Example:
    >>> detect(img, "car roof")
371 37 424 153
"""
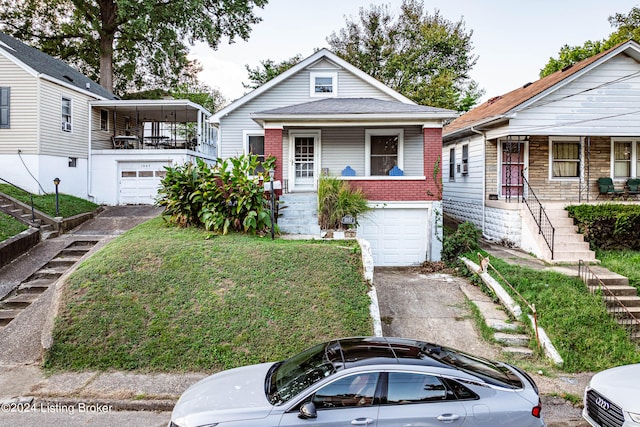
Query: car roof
331 337 449 369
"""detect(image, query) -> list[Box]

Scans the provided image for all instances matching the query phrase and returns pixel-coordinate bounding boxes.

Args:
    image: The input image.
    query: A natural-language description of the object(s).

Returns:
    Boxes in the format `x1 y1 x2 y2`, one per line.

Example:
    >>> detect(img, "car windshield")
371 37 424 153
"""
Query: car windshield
266 341 341 405
423 345 523 389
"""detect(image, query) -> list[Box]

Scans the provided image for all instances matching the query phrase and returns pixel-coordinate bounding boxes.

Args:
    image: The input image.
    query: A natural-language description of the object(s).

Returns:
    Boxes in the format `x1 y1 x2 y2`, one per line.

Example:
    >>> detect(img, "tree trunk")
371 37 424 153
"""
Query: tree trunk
98 0 117 93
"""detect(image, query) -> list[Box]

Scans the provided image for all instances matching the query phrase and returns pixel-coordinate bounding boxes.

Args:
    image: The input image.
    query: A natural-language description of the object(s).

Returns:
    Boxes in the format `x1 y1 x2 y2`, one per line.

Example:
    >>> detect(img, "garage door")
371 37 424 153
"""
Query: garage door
357 207 429 266
118 161 168 205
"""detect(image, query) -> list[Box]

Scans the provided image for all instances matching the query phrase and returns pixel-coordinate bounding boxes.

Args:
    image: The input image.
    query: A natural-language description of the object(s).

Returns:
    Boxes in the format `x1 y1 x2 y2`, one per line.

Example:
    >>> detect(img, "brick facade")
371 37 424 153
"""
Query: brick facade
264 127 283 182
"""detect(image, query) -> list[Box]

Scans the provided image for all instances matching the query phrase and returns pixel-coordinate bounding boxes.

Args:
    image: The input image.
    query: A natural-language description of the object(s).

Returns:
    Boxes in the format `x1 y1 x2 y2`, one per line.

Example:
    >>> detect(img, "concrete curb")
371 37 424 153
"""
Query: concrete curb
357 238 382 337
460 256 564 367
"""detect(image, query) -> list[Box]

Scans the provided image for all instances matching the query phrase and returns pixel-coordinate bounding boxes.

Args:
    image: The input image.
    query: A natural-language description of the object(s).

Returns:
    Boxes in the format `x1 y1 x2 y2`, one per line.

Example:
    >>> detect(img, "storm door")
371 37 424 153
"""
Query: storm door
500 137 526 200
291 135 317 191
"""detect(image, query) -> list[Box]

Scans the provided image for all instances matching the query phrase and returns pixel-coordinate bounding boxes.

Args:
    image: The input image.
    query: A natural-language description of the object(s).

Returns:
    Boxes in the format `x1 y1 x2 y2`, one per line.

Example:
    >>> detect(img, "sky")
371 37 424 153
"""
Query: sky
189 0 640 104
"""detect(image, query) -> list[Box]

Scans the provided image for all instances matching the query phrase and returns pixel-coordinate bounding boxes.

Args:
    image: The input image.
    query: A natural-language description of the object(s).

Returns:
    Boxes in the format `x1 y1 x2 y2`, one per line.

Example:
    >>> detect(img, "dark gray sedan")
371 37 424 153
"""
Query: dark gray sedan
169 336 544 427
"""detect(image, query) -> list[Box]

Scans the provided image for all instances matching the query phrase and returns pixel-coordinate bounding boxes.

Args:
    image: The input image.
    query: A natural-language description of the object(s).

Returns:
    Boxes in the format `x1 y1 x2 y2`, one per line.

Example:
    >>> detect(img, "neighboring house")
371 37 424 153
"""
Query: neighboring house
212 49 457 266
0 32 216 205
443 40 640 263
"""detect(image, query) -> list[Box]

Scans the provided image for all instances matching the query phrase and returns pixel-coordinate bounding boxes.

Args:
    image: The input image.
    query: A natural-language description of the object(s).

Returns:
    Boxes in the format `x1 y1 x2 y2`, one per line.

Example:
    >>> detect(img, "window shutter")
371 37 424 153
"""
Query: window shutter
0 87 9 128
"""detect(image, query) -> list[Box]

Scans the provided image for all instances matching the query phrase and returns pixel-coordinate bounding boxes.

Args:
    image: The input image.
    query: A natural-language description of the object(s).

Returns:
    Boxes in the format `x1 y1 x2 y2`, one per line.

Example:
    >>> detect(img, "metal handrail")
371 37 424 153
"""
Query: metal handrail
0 177 36 223
520 173 555 260
578 260 640 338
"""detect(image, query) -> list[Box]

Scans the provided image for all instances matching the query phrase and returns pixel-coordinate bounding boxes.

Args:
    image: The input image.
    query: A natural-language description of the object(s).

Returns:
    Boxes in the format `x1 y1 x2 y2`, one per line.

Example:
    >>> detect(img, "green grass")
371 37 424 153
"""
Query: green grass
0 211 28 241
0 184 98 218
44 218 372 372
475 253 640 373
597 249 640 291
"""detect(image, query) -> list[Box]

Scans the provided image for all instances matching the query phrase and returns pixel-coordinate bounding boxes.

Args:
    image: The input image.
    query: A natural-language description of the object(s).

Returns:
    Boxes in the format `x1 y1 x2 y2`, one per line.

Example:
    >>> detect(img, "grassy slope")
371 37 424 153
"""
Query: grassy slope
0 212 28 241
45 218 372 372
0 184 98 218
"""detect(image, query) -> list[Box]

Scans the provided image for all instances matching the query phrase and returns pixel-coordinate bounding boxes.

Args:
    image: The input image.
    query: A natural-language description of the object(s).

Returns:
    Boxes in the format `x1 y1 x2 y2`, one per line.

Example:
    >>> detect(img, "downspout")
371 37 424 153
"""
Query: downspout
87 103 94 201
470 126 486 237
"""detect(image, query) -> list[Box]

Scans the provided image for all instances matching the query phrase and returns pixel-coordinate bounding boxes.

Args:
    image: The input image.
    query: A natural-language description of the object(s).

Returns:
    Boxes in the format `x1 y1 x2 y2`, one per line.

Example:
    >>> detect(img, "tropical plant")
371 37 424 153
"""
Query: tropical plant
156 155 277 235
317 176 371 230
441 221 481 264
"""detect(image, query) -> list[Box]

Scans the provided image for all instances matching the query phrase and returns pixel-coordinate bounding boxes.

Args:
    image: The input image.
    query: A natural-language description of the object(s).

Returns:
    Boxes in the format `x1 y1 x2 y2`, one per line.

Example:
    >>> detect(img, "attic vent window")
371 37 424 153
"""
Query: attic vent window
63 75 73 82
310 71 338 97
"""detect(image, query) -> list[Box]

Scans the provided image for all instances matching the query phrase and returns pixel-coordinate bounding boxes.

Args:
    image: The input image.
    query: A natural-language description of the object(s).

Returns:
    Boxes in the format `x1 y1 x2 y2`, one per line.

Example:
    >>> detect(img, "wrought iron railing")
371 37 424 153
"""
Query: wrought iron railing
520 173 555 259
0 177 36 223
579 260 640 339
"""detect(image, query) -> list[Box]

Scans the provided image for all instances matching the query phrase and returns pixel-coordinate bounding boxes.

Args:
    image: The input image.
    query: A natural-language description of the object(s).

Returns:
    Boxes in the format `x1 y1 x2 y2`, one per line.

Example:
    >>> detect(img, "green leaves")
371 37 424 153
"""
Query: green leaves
317 176 371 230
156 155 277 235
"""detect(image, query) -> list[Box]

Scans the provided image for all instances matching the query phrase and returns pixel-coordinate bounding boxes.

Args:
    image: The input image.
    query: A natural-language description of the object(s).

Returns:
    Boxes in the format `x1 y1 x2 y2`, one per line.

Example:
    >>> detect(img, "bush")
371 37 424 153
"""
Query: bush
442 221 481 264
317 176 371 230
566 204 640 249
157 155 277 235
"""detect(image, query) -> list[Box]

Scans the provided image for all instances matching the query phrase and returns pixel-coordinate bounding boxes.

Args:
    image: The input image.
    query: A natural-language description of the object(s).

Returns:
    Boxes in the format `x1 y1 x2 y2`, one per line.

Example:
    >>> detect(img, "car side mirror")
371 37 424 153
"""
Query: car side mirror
299 402 317 419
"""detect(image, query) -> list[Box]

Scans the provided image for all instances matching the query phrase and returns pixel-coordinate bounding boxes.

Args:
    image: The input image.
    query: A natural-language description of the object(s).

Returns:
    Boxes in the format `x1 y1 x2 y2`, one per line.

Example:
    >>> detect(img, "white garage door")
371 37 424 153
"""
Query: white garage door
118 161 168 205
357 207 429 266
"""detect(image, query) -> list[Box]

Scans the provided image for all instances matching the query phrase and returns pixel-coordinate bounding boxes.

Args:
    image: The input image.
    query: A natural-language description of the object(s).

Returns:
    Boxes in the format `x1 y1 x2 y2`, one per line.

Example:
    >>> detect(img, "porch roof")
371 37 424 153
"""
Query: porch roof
89 99 212 122
250 97 457 126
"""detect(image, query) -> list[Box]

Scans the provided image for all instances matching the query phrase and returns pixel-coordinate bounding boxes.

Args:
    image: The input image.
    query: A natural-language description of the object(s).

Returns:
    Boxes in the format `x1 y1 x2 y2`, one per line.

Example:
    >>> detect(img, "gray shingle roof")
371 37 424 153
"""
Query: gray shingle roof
0 32 117 100
255 98 455 116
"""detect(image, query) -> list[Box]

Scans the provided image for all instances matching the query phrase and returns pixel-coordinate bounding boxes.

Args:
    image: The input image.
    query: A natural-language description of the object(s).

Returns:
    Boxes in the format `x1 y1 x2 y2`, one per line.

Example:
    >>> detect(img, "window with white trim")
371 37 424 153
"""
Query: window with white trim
449 148 455 181
612 139 639 178
246 132 265 173
461 144 469 175
550 138 580 178
62 97 72 132
0 87 9 129
365 129 403 176
310 72 337 97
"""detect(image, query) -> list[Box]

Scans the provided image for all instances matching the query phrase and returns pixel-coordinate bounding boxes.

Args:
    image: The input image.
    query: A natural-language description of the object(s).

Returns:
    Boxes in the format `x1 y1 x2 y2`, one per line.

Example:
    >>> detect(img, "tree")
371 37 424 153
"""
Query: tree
540 6 640 77
243 55 303 90
327 0 483 111
0 0 268 96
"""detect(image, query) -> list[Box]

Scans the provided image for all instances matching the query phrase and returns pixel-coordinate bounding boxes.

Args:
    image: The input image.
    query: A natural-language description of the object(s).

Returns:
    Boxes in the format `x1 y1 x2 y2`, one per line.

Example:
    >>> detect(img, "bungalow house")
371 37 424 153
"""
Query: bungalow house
212 49 457 266
442 40 640 263
0 31 216 206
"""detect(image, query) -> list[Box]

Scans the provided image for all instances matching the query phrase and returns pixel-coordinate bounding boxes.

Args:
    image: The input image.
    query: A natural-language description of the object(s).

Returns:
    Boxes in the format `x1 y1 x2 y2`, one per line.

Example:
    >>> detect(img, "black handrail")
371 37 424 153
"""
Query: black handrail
0 177 36 223
521 173 555 260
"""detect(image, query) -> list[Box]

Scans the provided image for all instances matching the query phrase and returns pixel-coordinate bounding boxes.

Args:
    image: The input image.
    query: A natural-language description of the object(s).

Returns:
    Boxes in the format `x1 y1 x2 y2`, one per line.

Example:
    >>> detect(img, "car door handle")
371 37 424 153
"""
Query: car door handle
437 413 460 423
351 418 375 425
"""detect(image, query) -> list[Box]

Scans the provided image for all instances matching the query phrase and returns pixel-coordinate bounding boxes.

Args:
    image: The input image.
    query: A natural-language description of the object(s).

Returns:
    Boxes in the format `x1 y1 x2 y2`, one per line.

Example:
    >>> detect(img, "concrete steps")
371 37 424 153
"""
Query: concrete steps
277 193 321 235
0 239 98 331
0 193 59 239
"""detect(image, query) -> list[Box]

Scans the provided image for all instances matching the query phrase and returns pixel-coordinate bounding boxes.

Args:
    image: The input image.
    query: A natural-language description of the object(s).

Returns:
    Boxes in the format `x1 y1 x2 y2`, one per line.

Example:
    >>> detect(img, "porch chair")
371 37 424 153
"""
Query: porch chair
597 177 624 199
626 178 640 199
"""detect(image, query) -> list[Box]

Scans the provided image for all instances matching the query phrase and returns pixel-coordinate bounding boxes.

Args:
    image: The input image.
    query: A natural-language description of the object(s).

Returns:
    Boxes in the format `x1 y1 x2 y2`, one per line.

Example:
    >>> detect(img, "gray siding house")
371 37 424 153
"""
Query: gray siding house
213 49 457 266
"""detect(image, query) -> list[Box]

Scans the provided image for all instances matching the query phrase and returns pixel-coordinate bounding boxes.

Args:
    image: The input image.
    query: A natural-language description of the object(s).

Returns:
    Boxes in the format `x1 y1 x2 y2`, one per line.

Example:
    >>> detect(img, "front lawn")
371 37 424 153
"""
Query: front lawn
597 249 640 291
45 218 372 372
0 184 98 218
0 211 28 241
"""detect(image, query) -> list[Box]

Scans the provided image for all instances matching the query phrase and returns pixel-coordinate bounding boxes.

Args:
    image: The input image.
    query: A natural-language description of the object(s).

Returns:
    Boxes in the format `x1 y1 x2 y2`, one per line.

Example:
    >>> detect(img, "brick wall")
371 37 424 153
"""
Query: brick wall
423 127 442 200
347 179 429 201
264 128 283 181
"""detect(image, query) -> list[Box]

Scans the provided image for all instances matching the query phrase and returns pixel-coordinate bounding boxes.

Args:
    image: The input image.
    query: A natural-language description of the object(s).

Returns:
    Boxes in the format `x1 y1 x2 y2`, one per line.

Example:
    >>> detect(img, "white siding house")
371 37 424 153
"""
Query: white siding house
443 40 640 263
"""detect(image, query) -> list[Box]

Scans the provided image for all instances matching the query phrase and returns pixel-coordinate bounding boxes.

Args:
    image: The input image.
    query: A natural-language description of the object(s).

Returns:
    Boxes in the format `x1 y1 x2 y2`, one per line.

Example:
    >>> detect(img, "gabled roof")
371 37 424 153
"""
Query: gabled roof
0 32 117 100
211 48 424 124
444 40 640 138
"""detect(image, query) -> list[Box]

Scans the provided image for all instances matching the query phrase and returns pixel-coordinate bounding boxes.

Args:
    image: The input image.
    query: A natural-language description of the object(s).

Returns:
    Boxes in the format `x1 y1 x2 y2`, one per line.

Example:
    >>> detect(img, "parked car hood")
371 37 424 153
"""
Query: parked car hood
171 362 275 425
590 363 640 411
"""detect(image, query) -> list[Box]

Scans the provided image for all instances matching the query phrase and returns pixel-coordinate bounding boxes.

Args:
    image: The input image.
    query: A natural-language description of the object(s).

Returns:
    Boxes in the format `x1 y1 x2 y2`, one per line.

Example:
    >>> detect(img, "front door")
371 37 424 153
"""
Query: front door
291 135 317 192
500 138 526 199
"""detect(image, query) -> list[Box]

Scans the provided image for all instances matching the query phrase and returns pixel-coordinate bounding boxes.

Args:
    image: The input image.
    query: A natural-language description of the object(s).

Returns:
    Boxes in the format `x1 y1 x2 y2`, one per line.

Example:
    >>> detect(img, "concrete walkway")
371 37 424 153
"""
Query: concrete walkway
0 211 595 426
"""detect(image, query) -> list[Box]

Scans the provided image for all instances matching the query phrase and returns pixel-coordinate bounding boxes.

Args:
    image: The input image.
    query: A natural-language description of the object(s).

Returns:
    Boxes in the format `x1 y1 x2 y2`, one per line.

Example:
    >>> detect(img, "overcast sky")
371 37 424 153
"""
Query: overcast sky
189 0 640 104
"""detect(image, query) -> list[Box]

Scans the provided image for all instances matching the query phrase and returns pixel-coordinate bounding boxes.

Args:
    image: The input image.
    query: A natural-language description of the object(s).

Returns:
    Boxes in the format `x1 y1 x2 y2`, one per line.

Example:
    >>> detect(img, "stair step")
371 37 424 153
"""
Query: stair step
501 346 534 357
0 309 21 326
66 240 99 248
28 269 64 280
17 279 52 293
486 319 520 332
608 306 640 315
58 249 90 257
1 293 38 309
494 332 530 346
604 295 640 307
44 259 77 269
589 285 637 296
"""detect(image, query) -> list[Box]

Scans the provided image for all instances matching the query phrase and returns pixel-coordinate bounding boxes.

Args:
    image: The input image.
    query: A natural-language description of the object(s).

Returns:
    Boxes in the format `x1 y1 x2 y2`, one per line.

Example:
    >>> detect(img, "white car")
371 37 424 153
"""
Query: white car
583 363 640 427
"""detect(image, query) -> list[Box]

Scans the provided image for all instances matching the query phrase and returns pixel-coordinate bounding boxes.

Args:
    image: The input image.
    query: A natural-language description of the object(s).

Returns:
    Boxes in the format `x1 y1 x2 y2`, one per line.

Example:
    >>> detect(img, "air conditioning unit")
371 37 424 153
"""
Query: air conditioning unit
461 163 468 175
62 121 72 132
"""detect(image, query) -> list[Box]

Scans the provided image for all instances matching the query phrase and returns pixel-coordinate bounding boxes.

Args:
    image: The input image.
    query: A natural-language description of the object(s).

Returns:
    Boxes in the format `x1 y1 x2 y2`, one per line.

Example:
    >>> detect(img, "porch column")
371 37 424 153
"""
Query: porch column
264 126 283 181
423 126 443 201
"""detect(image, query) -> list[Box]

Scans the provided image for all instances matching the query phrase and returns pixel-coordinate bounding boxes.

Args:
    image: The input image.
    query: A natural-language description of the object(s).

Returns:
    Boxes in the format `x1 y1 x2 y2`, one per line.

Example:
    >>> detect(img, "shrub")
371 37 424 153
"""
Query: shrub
317 176 370 230
566 204 640 249
157 155 277 235
442 221 481 264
